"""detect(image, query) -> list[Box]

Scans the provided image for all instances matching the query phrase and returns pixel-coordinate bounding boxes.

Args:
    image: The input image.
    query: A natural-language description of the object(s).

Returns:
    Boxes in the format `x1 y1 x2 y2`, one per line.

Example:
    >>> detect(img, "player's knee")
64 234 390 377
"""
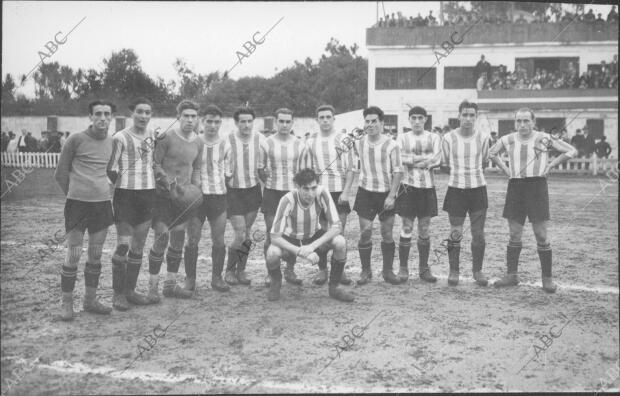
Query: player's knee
265 246 282 269
66 244 83 267
471 231 485 245
88 243 104 262
331 235 346 253
449 228 463 242
153 232 169 252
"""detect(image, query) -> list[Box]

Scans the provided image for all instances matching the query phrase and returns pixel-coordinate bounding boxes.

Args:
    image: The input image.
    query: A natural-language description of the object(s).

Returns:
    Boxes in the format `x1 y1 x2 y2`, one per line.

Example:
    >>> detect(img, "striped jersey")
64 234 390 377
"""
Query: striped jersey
303 132 352 192
199 136 231 194
489 130 577 178
398 130 441 188
441 128 490 188
352 134 402 192
264 135 306 191
110 127 156 190
227 132 268 189
271 185 340 240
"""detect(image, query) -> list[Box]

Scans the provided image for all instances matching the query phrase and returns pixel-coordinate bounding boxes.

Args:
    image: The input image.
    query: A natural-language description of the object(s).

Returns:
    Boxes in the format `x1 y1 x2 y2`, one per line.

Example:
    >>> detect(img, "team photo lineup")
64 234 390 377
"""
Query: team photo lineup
1 1 618 394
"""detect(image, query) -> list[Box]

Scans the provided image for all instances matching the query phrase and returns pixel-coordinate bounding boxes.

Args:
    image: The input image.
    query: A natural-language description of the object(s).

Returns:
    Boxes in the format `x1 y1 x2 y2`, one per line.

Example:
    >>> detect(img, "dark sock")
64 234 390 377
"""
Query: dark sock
358 241 372 272
226 246 237 272
381 241 396 273
184 245 198 279
166 247 183 273
112 259 126 293
84 262 102 288
507 242 522 273
126 250 142 292
61 265 77 292
537 243 552 277
471 241 486 272
317 250 328 271
237 239 252 272
398 236 412 269
417 236 430 270
212 245 226 278
448 240 461 272
148 249 164 275
268 267 282 281
329 257 346 286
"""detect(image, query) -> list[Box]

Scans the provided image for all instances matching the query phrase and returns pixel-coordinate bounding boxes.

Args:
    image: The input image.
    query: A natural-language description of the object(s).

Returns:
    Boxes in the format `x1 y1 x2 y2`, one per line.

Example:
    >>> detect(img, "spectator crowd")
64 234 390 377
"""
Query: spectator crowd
1 129 69 153
374 5 618 28
474 55 618 91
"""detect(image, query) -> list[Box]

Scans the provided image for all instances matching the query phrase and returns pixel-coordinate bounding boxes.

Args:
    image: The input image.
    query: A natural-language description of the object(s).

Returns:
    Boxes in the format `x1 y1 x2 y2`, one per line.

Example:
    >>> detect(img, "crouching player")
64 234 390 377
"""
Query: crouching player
490 107 577 293
265 169 354 302
54 100 116 320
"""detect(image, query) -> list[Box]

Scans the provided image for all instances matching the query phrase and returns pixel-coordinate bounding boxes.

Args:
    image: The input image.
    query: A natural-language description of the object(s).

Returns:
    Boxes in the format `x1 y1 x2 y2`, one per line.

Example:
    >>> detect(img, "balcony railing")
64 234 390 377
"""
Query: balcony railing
367 21 619 47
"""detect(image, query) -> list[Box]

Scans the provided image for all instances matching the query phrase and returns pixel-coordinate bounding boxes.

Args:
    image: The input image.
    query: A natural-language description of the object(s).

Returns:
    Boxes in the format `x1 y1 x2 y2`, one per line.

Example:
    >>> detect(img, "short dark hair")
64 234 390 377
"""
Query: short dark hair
233 106 256 121
176 99 199 115
275 108 293 119
515 107 535 120
316 104 335 116
458 100 478 114
88 100 116 115
408 106 427 118
294 168 319 187
201 104 223 118
363 106 384 121
129 97 153 112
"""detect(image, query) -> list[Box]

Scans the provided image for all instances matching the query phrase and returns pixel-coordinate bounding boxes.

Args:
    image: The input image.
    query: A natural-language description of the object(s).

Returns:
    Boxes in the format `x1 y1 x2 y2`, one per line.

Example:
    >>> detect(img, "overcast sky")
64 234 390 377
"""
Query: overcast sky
2 1 614 98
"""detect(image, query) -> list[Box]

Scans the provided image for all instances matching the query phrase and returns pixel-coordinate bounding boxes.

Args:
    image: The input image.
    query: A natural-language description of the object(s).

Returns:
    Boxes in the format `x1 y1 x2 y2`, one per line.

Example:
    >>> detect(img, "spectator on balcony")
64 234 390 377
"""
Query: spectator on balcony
608 6 618 23
582 126 596 158
474 55 491 84
595 136 612 159
595 13 605 23
584 9 596 22
571 129 586 157
427 11 436 26
7 132 18 153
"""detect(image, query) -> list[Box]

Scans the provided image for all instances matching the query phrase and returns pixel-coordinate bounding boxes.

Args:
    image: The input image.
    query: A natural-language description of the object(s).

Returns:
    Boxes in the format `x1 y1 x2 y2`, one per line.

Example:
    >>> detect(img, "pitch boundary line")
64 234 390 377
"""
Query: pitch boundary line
26 359 443 393
2 242 617 295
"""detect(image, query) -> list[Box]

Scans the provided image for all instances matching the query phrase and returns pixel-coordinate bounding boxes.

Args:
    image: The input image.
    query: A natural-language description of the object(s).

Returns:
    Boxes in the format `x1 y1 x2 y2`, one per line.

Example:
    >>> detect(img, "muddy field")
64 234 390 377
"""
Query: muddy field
1 173 618 394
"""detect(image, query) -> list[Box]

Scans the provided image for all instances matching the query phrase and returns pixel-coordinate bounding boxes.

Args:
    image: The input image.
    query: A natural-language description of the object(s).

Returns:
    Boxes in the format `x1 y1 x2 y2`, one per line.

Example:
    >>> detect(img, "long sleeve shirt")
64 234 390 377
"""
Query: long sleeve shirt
54 126 114 202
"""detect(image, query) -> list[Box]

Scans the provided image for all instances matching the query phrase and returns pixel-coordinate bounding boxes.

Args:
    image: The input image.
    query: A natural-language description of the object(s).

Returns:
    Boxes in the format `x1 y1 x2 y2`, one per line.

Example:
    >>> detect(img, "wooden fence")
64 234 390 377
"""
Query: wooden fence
1 152 617 175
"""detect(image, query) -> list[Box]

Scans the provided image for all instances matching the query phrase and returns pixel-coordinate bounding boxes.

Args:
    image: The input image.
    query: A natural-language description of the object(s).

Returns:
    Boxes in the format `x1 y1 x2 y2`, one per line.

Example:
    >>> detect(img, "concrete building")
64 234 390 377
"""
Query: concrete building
366 21 618 156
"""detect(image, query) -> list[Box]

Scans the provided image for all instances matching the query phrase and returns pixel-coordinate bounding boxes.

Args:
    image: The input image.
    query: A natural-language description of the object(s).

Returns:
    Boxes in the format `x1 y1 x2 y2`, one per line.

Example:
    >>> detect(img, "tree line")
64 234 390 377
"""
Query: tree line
1 38 367 118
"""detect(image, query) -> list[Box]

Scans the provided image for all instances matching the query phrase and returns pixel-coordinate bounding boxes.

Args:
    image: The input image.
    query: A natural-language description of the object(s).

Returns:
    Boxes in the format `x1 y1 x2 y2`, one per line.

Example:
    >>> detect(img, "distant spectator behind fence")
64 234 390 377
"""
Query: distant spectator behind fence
582 126 596 158
571 129 586 157
7 132 18 153
595 136 612 159
1 131 9 152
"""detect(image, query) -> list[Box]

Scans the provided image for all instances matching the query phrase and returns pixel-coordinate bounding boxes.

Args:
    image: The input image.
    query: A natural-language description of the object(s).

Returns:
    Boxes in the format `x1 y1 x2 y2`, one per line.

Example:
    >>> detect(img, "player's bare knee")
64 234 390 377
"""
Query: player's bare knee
331 235 346 253
266 246 282 269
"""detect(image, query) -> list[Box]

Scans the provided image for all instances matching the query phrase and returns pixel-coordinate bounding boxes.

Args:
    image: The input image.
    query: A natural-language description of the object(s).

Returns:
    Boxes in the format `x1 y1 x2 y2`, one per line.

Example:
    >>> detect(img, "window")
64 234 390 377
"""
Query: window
536 118 566 134
376 68 436 90
384 115 398 134
586 119 604 139
444 67 476 89
498 120 514 137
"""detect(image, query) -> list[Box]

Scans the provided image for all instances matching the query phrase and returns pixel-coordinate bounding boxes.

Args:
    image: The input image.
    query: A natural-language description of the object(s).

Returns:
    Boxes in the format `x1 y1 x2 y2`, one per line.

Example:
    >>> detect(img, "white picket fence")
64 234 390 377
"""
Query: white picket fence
1 152 61 169
0 152 617 176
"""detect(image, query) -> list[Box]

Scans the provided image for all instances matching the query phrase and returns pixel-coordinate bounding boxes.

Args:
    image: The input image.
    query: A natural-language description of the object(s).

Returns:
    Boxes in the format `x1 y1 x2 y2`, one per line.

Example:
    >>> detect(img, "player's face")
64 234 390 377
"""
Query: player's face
364 114 383 137
298 180 318 205
409 114 426 134
515 111 534 135
459 108 477 129
132 104 152 130
203 114 222 136
276 113 293 135
316 110 334 133
178 109 198 133
235 114 254 136
89 105 113 133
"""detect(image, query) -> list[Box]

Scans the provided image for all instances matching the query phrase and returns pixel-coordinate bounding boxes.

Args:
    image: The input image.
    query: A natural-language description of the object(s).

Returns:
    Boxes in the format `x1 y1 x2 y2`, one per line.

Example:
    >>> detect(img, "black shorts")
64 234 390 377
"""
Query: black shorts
261 188 288 216
151 193 196 228
503 177 550 225
329 191 352 215
196 194 227 223
442 186 488 218
227 185 262 217
281 229 329 261
64 199 113 234
395 184 438 219
113 188 156 226
353 187 395 222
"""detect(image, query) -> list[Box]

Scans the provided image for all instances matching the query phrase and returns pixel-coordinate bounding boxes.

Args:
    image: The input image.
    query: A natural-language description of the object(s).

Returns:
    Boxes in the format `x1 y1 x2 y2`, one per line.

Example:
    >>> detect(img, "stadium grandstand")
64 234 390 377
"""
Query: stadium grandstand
366 6 618 157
